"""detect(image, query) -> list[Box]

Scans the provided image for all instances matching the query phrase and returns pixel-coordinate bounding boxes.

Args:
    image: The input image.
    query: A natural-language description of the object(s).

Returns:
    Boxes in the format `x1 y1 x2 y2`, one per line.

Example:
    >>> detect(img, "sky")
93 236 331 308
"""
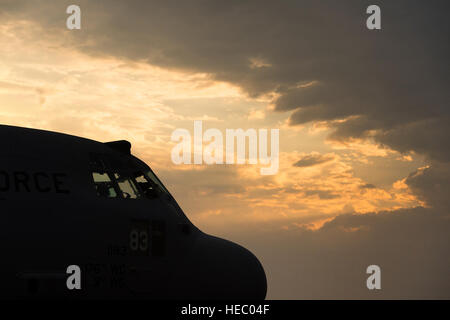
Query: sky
0 0 449 298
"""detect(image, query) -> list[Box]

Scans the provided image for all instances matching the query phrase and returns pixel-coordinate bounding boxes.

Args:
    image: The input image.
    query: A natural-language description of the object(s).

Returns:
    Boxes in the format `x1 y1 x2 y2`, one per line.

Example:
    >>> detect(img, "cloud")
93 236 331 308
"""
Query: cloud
405 163 450 209
3 0 447 163
360 183 376 189
303 189 338 200
293 152 335 168
157 151 421 232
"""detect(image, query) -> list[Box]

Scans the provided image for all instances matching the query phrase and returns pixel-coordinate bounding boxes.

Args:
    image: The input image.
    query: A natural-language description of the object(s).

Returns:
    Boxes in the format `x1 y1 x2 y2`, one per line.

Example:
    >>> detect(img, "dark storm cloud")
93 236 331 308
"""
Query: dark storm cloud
2 0 448 162
293 153 335 167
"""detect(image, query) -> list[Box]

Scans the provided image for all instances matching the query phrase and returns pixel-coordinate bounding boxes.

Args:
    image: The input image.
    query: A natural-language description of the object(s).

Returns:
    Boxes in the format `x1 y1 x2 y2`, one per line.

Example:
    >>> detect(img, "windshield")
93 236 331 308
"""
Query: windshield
145 170 170 195
131 170 171 199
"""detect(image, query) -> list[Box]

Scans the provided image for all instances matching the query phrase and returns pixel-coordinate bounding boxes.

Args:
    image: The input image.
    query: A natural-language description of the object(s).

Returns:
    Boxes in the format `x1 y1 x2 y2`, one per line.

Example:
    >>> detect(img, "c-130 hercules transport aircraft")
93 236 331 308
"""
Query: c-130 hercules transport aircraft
0 125 267 299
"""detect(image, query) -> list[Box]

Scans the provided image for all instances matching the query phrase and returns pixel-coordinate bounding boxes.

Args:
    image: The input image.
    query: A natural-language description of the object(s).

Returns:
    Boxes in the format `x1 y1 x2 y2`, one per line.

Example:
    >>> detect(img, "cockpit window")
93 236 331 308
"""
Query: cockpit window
89 153 171 200
92 172 119 198
114 173 140 199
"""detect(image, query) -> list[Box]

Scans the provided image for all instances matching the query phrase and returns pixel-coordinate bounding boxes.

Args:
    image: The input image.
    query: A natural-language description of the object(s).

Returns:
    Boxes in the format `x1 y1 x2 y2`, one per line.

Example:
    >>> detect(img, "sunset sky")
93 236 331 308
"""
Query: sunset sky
1 0 449 298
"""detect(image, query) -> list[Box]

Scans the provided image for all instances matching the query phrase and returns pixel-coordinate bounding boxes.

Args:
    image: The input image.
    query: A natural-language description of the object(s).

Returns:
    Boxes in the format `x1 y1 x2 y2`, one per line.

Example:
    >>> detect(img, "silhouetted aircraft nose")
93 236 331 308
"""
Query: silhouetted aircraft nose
171 233 267 299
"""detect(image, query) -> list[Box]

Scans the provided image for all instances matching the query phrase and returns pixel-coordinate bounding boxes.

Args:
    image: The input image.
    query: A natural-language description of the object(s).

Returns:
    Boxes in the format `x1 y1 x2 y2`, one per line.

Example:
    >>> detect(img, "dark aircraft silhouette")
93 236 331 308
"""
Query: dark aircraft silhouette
0 125 267 299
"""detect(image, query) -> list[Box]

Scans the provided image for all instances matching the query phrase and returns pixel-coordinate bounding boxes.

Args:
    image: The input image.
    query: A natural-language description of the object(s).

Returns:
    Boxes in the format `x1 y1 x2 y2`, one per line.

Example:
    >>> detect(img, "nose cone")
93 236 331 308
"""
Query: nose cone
170 233 267 299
